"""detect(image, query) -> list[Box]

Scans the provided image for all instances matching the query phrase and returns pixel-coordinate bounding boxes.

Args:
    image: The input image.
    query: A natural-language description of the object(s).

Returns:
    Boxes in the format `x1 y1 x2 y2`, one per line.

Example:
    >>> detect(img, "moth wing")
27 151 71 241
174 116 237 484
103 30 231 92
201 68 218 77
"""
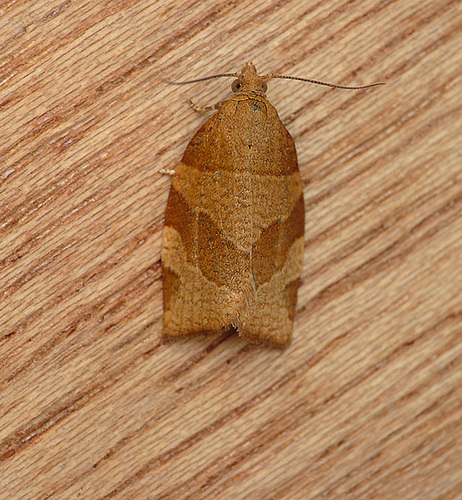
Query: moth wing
236 188 305 347
162 110 248 338
162 97 305 346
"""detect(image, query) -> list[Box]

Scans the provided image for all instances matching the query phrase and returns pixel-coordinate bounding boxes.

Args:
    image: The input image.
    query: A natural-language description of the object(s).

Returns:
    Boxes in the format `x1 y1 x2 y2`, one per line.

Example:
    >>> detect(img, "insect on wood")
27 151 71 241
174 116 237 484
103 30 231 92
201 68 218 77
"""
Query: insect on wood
161 62 383 347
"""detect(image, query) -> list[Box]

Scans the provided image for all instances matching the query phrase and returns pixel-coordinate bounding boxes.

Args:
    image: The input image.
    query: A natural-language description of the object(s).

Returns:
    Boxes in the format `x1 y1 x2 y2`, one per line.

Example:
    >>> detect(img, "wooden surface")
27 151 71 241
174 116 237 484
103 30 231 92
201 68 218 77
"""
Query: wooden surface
1 1 461 498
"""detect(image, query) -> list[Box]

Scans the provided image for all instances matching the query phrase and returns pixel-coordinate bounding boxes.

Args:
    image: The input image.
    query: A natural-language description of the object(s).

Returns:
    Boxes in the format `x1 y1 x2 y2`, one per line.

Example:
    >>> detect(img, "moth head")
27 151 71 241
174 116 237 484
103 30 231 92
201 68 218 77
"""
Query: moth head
232 63 268 95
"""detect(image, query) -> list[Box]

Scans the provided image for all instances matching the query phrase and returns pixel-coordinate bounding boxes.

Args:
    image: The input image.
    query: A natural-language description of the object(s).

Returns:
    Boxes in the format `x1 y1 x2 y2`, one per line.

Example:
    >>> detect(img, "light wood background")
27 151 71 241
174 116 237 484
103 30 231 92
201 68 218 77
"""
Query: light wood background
1 1 461 498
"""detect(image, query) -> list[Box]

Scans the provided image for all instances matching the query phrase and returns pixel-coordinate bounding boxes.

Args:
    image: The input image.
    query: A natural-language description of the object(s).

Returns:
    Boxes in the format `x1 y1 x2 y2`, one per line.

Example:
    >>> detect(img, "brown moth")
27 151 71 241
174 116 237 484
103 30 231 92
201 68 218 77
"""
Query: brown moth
161 62 382 346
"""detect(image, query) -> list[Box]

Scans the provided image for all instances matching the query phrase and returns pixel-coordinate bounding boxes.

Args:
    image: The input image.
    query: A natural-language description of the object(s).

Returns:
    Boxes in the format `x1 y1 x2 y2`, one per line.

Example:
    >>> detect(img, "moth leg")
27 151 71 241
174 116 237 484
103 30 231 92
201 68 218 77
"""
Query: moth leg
159 167 175 175
187 99 224 113
282 111 298 126
187 99 215 113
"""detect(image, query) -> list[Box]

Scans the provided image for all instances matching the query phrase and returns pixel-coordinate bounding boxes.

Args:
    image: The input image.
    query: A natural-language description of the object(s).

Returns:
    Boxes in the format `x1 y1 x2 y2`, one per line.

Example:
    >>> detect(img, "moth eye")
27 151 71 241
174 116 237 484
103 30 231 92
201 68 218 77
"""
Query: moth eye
232 80 242 92
262 82 268 93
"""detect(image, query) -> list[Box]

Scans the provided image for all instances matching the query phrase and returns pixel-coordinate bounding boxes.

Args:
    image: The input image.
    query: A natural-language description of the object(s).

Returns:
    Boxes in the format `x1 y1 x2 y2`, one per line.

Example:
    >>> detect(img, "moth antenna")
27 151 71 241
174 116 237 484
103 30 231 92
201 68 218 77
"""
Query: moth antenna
263 73 385 90
165 73 238 85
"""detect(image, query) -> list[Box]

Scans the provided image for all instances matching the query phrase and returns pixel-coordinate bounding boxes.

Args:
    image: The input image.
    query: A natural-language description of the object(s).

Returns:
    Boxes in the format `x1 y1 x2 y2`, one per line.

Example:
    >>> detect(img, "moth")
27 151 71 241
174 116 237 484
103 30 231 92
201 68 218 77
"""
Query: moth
161 62 382 346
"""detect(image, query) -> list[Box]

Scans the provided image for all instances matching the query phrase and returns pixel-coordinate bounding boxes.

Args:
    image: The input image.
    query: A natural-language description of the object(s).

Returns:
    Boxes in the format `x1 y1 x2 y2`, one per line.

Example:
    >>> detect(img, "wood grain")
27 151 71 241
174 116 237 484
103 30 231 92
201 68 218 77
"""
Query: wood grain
1 0 460 498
